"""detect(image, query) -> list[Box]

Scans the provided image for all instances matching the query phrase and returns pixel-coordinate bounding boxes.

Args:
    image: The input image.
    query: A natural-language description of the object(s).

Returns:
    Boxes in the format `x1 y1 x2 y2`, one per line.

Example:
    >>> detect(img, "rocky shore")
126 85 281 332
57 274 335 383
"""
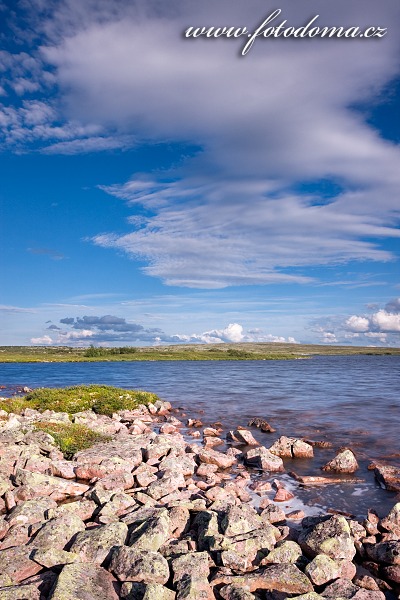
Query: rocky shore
0 397 399 599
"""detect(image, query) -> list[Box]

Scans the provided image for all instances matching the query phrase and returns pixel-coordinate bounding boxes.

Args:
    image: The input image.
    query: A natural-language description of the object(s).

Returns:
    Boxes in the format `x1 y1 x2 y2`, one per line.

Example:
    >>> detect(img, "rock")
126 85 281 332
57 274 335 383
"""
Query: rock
305 554 341 586
364 540 400 564
261 541 303 565
221 504 261 537
320 578 359 598
322 448 359 473
70 521 128 564
147 471 186 500
97 471 135 491
298 515 356 560
219 583 256 599
6 497 57 527
374 465 400 492
121 582 176 599
290 472 363 486
269 437 313 459
0 545 42 584
247 418 276 433
50 498 97 521
50 460 76 479
244 447 284 472
159 454 196 476
198 448 236 469
31 547 80 568
380 502 400 534
260 504 286 524
212 564 313 594
29 512 86 551
381 564 400 584
274 487 295 502
49 562 119 599
14 469 89 501
110 547 169 584
128 509 170 551
228 429 260 446
172 552 214 600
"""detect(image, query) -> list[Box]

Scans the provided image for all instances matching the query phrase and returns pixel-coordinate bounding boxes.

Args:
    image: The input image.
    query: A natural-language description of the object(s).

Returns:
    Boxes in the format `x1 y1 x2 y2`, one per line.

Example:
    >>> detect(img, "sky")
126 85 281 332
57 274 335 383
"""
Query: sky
0 0 399 347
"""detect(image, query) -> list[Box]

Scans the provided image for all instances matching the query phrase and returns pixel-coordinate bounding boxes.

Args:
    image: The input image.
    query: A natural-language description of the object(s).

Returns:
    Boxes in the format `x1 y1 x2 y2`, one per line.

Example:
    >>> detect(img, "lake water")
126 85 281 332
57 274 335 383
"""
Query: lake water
1 355 399 519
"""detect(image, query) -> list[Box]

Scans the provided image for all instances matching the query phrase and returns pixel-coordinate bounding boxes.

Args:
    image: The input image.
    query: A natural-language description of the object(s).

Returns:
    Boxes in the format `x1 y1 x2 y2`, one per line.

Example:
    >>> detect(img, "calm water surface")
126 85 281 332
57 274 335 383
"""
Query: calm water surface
1 355 399 517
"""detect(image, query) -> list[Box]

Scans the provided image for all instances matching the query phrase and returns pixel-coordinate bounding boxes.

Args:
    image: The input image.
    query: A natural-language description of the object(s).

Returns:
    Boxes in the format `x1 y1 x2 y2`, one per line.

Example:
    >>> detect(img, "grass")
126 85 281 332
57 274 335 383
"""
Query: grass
34 421 111 459
0 343 399 363
0 384 158 416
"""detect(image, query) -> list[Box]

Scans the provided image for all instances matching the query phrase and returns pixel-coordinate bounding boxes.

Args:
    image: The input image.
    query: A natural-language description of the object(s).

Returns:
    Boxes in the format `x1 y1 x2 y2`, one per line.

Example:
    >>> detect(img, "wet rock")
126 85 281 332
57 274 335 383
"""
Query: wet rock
374 465 400 492
249 480 272 494
305 553 341 586
247 418 276 433
290 472 363 486
269 437 313 459
244 447 284 472
274 487 295 502
70 521 128 564
110 546 169 584
198 448 236 470
380 502 400 535
228 429 260 446
49 562 119 599
322 448 359 473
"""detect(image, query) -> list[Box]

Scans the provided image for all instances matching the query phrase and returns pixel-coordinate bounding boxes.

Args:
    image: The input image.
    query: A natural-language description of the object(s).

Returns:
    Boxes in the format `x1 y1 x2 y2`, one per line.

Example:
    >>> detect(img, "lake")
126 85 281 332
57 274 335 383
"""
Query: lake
1 355 399 518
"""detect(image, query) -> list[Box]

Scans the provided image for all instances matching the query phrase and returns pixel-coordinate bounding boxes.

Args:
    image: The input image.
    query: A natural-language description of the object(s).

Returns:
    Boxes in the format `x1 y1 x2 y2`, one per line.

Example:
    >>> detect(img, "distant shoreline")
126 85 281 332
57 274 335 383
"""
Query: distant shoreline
1 343 399 363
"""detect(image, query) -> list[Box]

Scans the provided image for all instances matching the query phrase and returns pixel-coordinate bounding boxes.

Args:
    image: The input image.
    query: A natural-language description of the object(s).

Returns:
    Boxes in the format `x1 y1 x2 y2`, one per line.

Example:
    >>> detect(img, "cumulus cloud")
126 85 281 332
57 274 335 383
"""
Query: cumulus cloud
173 323 298 344
312 297 400 345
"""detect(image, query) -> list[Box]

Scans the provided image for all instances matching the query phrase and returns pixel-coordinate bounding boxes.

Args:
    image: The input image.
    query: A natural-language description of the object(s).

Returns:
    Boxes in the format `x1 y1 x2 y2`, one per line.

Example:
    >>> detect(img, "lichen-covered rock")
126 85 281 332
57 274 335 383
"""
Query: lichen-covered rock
69 521 128 564
260 504 286 524
29 512 85 551
219 583 256 599
14 469 89 501
244 447 284 471
322 448 359 473
49 562 119 599
196 510 223 552
305 554 341 586
110 547 169 584
172 552 214 600
269 437 313 459
298 515 356 560
0 545 42 584
128 509 170 551
221 504 261 537
121 582 176 599
147 471 186 500
212 563 313 594
320 577 358 598
261 541 303 565
6 497 57 527
31 547 80 568
364 540 400 565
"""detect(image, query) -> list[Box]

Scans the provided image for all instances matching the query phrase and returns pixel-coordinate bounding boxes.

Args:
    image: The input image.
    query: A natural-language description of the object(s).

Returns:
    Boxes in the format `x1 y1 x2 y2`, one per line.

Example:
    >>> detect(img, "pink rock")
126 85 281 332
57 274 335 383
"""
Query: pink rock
159 424 177 434
322 448 359 473
97 471 134 491
274 488 295 502
198 448 236 470
51 460 76 480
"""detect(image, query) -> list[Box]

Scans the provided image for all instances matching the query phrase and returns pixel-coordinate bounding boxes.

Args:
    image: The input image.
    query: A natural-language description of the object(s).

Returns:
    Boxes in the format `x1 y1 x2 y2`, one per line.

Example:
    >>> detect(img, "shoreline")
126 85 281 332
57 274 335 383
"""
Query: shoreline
0 390 399 598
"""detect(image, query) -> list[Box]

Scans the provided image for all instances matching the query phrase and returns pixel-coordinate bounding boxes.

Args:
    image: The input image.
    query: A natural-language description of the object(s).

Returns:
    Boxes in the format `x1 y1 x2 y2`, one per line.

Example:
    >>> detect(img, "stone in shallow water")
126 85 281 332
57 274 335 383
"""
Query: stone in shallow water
244 447 284 472
49 562 119 600
198 448 236 469
322 448 359 473
374 465 400 492
269 437 313 459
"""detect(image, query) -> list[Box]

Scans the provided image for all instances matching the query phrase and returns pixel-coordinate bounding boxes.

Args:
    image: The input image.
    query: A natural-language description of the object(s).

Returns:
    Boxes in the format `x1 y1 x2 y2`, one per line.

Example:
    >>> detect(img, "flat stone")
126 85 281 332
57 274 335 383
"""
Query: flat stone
70 521 128 564
212 563 313 594
49 562 119 599
269 437 313 459
110 547 169 584
374 465 400 492
6 497 57 527
0 545 42 584
14 469 89 501
29 512 86 551
198 448 236 469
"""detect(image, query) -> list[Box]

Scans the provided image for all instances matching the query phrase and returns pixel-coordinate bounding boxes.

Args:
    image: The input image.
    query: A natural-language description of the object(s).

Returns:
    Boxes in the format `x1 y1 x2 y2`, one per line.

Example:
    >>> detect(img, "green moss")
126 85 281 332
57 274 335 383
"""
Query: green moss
34 421 111 459
0 384 158 416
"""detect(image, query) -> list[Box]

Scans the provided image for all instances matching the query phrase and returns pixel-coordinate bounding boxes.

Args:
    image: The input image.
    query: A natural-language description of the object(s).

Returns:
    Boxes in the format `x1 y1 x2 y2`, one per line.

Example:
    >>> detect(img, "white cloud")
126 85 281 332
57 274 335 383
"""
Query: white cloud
174 323 298 344
30 335 53 344
371 309 400 332
345 315 370 332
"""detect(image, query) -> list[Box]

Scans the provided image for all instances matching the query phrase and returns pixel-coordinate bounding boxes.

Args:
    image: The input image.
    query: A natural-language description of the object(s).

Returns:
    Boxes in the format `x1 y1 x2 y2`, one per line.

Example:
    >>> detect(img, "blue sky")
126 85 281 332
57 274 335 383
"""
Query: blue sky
0 0 399 347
